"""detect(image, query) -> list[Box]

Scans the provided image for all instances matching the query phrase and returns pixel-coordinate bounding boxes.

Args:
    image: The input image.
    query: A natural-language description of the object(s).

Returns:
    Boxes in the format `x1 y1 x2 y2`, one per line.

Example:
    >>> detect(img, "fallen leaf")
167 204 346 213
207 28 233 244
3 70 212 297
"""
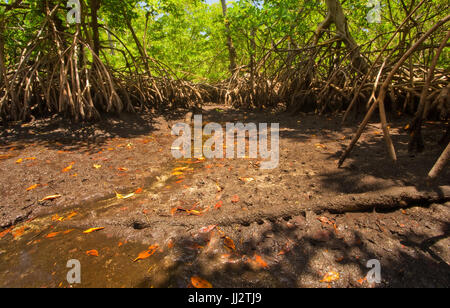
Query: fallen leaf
231 195 240 203
116 192 135 199
83 227 104 234
317 216 335 226
239 177 255 183
62 163 74 172
117 167 128 172
191 276 212 289
133 244 159 262
214 201 223 209
187 209 202 216
320 271 340 283
199 225 216 234
26 184 39 191
0 227 13 239
12 226 26 239
15 158 23 164
40 194 62 202
52 214 64 222
215 183 223 192
93 164 102 169
253 255 269 268
65 212 78 220
86 250 99 257
173 167 188 172
357 277 367 285
46 232 60 238
135 188 143 194
224 236 236 250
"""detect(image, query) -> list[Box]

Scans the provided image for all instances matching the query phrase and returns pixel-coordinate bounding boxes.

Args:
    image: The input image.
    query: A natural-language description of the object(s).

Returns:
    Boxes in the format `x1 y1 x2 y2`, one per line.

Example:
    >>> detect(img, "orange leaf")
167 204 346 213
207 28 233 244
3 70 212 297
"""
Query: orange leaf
320 271 340 283
191 276 212 289
231 195 240 203
12 226 26 239
26 184 39 191
135 187 143 194
46 232 60 238
214 201 223 209
357 277 367 285
86 250 99 257
224 236 236 250
253 255 269 268
62 163 74 172
133 244 159 262
65 212 78 220
0 227 13 239
167 239 174 249
83 227 104 234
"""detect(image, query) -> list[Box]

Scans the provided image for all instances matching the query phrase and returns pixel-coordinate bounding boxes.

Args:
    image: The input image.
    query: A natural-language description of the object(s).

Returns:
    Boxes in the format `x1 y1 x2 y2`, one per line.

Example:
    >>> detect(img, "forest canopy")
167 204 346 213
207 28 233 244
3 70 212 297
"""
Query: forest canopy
0 0 448 123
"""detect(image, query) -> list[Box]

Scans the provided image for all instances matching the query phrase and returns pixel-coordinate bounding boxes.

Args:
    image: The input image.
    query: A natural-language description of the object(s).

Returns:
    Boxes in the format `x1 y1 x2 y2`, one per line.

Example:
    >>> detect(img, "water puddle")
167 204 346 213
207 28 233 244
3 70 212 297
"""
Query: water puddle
0 157 210 288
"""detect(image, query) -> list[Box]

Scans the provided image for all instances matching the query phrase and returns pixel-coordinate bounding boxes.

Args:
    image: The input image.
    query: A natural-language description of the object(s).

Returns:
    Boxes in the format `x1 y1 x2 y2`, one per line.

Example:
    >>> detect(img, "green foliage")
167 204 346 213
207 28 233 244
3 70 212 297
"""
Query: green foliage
1 0 448 81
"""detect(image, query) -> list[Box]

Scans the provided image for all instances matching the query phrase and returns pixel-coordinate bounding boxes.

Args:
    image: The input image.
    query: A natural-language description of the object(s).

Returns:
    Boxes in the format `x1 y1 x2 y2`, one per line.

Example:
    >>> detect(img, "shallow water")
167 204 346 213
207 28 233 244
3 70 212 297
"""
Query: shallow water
0 158 211 288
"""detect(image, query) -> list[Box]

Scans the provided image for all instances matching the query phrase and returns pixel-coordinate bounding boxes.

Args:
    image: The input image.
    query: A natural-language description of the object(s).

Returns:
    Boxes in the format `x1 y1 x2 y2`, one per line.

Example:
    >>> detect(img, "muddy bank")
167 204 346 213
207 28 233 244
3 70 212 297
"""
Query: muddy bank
0 105 449 288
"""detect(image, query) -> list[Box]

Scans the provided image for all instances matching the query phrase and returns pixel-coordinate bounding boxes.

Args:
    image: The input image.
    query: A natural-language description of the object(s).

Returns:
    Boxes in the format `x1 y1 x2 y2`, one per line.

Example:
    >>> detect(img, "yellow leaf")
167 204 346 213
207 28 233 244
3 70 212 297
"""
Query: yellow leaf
93 164 102 169
173 167 188 172
65 212 78 220
62 164 74 172
40 194 62 202
83 227 104 234
116 192 135 199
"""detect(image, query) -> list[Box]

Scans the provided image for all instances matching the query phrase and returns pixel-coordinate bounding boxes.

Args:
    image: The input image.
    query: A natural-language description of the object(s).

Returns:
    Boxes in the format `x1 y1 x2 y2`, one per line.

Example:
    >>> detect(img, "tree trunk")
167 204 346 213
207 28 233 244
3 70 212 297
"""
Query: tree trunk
314 0 368 74
220 0 237 75
0 19 6 87
89 0 101 56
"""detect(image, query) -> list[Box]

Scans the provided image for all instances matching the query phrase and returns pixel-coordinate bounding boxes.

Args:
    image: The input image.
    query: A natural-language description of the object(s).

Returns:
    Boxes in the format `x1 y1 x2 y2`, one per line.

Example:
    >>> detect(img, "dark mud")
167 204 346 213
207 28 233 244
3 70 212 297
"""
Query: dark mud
0 106 449 288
